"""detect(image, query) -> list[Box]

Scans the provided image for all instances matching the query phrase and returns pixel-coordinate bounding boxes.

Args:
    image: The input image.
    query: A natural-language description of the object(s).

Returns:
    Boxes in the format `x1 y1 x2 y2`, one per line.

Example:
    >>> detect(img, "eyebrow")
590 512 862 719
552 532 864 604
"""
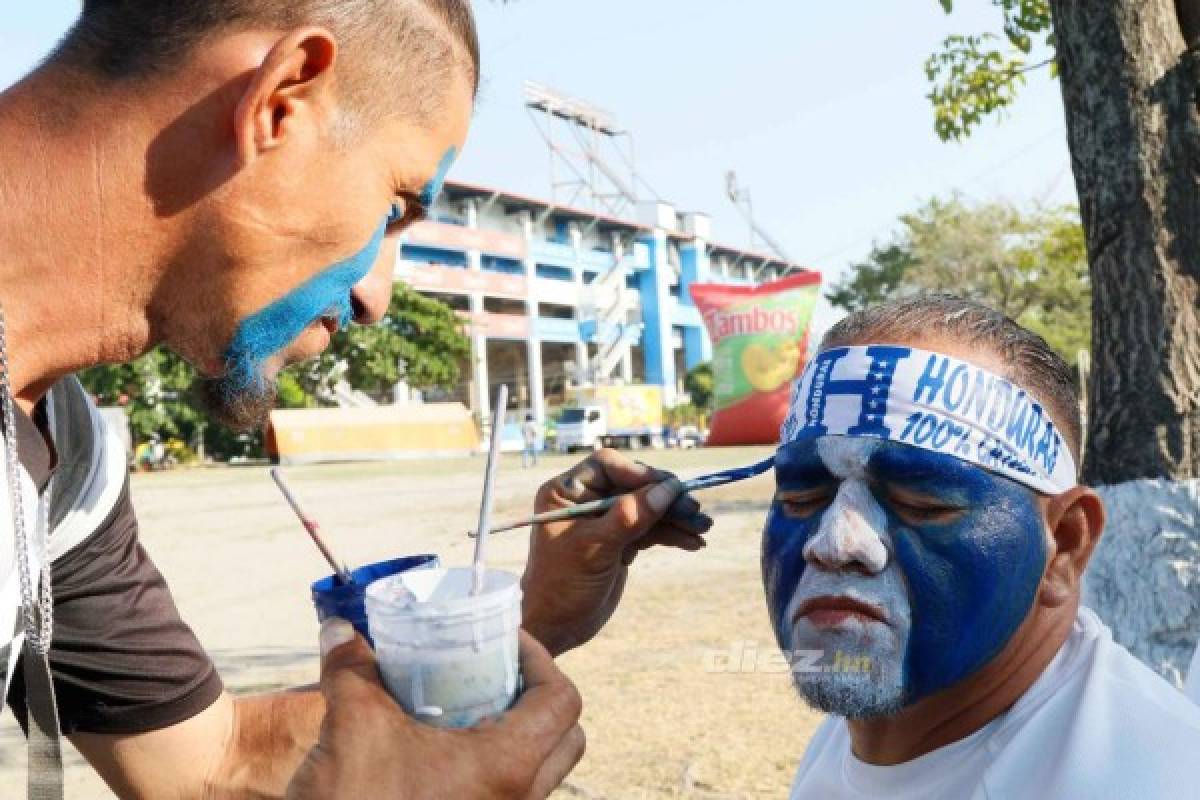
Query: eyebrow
774 444 836 485
868 443 982 497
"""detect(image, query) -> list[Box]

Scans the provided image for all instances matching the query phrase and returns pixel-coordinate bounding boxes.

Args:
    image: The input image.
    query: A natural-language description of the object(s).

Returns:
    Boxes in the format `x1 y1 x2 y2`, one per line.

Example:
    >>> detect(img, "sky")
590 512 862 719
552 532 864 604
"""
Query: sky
1 2 1074 334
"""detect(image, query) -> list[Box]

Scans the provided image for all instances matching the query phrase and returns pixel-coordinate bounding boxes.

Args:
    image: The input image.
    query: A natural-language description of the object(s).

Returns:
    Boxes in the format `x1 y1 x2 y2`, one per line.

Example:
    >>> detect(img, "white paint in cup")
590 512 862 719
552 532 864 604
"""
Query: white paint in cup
365 567 522 728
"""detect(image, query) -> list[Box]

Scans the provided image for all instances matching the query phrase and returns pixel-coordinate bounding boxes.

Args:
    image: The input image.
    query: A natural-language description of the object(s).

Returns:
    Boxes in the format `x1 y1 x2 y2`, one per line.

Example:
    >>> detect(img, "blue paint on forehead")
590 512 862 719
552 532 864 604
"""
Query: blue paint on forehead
420 146 458 209
222 217 389 391
762 437 1047 703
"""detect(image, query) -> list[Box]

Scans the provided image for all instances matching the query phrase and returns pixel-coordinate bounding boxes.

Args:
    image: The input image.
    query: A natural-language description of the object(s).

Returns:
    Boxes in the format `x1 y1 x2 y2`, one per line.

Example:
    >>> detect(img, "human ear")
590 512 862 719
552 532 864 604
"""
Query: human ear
232 27 339 165
1038 486 1105 608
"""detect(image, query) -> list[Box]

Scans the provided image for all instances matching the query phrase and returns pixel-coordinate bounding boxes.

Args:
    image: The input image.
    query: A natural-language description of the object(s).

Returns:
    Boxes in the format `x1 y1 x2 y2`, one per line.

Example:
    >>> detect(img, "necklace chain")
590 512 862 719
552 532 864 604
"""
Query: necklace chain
0 308 53 654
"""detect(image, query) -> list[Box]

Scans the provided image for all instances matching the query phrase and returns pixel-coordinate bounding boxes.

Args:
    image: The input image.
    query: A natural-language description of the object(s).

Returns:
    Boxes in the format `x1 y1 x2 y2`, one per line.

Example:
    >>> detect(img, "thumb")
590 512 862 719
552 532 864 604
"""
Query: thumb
600 476 683 548
318 618 387 705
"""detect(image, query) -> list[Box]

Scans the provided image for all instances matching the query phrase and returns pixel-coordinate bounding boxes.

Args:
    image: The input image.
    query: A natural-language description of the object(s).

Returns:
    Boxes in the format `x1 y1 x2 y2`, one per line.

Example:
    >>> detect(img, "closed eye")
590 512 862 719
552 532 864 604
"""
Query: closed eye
883 488 965 524
776 488 835 519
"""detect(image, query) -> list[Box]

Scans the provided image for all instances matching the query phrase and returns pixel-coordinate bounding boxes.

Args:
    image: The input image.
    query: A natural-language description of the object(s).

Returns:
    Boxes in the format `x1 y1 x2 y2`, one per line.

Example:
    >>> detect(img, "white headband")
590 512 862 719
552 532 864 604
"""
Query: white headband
780 345 1077 495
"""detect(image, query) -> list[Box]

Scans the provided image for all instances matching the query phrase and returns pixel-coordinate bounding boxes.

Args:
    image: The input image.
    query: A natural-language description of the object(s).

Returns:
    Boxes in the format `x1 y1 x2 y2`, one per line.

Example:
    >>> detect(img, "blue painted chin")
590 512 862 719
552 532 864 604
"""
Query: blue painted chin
762 437 1048 706
221 218 389 394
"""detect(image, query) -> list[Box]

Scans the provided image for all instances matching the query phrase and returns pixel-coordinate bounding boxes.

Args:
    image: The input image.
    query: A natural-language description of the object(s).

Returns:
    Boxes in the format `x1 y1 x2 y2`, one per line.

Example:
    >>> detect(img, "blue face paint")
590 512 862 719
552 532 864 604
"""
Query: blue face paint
222 217 389 392
762 440 834 654
762 437 1047 704
420 147 457 209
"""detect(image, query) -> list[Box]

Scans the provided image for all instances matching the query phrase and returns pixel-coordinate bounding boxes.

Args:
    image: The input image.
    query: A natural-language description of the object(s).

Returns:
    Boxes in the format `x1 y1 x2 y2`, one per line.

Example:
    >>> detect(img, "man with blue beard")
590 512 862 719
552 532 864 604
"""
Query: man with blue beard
765 294 1200 798
0 2 594 797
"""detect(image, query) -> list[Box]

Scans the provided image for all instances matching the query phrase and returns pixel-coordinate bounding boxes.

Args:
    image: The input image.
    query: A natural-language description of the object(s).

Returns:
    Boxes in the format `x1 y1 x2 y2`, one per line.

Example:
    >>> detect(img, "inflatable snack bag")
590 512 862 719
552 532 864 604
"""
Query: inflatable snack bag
689 272 821 445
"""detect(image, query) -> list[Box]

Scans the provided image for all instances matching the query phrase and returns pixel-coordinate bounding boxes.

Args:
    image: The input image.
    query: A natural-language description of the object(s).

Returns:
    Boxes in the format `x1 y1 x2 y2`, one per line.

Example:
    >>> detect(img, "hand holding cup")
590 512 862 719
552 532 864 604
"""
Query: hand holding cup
287 622 584 799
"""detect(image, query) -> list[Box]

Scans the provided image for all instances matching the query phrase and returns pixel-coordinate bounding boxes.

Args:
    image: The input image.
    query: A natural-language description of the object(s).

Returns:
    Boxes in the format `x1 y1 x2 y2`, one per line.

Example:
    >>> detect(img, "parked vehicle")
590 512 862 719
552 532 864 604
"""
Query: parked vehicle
556 385 665 452
675 425 704 449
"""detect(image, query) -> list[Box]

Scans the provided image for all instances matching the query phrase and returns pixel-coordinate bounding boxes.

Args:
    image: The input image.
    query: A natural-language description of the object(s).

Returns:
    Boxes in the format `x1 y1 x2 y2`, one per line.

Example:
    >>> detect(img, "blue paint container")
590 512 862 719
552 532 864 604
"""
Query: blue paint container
311 555 440 644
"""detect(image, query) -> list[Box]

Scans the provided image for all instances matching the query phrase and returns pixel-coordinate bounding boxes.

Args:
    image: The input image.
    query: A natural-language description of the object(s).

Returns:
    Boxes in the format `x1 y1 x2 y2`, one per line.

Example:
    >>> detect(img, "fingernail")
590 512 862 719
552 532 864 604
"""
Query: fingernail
319 618 356 657
646 477 683 513
632 460 660 479
667 494 701 518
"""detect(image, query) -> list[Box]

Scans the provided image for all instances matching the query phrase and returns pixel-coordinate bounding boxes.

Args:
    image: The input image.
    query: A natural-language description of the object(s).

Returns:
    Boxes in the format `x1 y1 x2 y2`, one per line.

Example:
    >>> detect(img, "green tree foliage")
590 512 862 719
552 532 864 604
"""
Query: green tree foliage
826 197 1090 364
295 283 470 398
927 0 1055 140
684 362 715 409
80 348 204 443
825 244 918 314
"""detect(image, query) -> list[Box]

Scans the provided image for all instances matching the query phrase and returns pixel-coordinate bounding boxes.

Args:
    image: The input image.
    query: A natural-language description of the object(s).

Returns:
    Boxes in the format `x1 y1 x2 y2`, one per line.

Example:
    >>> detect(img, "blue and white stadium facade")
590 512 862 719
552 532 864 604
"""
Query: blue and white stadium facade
394 180 807 423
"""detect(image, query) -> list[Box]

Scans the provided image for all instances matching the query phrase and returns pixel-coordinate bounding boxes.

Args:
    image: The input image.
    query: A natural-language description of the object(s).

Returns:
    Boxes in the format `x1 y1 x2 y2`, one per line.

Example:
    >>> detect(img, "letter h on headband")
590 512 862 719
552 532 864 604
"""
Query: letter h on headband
798 346 912 439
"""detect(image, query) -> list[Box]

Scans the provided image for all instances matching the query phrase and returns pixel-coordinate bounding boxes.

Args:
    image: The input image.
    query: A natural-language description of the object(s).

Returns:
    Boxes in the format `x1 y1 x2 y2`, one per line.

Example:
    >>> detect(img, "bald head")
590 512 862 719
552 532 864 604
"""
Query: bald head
54 0 478 124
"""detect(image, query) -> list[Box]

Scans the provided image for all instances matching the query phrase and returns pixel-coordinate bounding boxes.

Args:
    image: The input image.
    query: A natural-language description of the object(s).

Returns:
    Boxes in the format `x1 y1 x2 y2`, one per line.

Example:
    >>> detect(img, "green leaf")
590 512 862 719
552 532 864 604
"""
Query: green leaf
927 0 1055 141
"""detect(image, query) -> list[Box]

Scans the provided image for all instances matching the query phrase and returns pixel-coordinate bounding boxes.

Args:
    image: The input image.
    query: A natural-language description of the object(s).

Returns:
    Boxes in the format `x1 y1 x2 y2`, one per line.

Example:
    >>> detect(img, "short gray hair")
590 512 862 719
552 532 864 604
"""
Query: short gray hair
54 0 478 123
821 293 1083 466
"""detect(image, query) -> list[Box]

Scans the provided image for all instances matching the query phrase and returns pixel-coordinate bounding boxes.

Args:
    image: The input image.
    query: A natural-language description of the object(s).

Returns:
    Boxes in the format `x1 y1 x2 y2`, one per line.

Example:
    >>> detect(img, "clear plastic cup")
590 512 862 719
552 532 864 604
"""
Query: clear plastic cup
365 566 522 729
311 555 440 645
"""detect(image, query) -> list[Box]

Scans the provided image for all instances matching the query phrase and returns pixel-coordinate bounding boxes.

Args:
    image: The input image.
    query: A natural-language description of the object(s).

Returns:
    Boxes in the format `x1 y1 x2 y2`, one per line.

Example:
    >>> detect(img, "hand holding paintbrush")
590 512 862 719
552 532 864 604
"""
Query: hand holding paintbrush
467 456 773 538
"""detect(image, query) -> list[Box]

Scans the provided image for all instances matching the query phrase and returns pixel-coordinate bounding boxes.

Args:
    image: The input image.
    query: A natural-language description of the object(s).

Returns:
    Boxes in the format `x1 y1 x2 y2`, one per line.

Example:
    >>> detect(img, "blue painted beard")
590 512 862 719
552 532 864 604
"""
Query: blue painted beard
198 145 458 431
198 216 390 431
762 437 1047 715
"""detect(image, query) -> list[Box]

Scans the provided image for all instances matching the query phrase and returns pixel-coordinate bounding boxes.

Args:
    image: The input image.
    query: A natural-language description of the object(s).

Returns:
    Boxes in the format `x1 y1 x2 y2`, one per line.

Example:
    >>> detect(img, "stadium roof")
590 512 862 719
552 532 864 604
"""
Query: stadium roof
441 179 817 277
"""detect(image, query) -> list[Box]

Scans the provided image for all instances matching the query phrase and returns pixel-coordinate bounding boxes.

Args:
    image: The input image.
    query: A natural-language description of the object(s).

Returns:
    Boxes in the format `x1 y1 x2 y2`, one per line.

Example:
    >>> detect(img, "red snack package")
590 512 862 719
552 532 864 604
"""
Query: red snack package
689 272 822 445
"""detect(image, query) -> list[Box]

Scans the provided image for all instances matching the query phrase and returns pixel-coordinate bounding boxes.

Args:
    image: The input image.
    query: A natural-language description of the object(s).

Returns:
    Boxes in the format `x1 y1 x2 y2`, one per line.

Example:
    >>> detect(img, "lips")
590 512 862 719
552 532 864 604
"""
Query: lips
794 595 890 627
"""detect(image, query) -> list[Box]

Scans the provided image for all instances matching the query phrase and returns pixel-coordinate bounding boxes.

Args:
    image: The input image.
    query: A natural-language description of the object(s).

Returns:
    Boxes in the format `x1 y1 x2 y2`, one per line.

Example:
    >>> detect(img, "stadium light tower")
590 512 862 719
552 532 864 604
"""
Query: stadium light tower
725 169 793 276
523 81 653 217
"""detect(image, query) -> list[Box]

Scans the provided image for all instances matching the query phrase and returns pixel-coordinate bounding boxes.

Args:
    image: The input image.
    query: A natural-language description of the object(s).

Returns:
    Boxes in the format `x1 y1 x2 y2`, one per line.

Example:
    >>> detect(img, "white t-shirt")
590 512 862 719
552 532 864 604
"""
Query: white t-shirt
523 420 539 447
1186 642 1200 705
789 607 1200 800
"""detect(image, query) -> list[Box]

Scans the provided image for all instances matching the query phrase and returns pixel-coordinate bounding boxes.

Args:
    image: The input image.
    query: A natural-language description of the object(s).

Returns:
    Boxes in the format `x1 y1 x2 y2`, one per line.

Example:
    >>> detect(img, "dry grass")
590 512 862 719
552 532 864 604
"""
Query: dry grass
0 448 822 798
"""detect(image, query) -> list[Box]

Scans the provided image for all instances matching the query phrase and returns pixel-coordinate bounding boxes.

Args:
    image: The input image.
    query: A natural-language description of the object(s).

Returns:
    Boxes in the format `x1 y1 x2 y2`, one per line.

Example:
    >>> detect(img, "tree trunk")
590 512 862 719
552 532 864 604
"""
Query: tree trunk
1050 0 1200 484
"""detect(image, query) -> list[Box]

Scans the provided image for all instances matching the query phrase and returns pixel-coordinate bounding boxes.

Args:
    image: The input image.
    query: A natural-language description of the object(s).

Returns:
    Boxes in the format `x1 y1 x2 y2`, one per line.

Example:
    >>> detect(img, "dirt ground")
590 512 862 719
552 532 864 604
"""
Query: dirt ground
0 447 824 798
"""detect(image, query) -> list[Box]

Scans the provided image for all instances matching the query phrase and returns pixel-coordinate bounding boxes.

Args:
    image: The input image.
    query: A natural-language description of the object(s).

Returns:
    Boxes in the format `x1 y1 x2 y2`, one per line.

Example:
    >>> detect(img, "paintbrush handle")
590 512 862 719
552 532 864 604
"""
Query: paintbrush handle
471 496 618 537
473 476 725 537
270 467 353 584
469 456 775 538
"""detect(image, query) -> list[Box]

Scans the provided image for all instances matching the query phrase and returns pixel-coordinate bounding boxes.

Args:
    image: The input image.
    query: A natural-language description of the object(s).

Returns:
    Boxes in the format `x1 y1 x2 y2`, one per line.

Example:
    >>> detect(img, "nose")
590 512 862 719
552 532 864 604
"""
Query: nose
351 235 398 325
802 480 889 574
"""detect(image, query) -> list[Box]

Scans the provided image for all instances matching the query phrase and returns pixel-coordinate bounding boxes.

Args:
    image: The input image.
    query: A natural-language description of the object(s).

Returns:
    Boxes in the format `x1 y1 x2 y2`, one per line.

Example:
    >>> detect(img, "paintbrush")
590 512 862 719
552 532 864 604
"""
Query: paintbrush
466 456 775 538
270 467 354 585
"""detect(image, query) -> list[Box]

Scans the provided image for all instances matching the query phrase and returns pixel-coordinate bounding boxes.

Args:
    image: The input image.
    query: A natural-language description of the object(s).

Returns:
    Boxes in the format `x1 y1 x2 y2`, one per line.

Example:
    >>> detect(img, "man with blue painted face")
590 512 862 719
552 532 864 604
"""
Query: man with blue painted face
0 1 596 798
765 295 1200 798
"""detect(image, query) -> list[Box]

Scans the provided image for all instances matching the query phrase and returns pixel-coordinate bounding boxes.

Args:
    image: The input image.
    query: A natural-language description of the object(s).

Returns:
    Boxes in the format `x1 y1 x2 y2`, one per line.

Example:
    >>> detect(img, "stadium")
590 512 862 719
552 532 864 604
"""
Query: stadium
395 179 811 425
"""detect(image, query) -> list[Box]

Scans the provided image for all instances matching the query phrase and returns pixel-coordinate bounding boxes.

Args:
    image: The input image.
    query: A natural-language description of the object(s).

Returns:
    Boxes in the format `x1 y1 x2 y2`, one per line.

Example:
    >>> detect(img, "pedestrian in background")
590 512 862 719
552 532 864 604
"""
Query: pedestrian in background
523 413 540 468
